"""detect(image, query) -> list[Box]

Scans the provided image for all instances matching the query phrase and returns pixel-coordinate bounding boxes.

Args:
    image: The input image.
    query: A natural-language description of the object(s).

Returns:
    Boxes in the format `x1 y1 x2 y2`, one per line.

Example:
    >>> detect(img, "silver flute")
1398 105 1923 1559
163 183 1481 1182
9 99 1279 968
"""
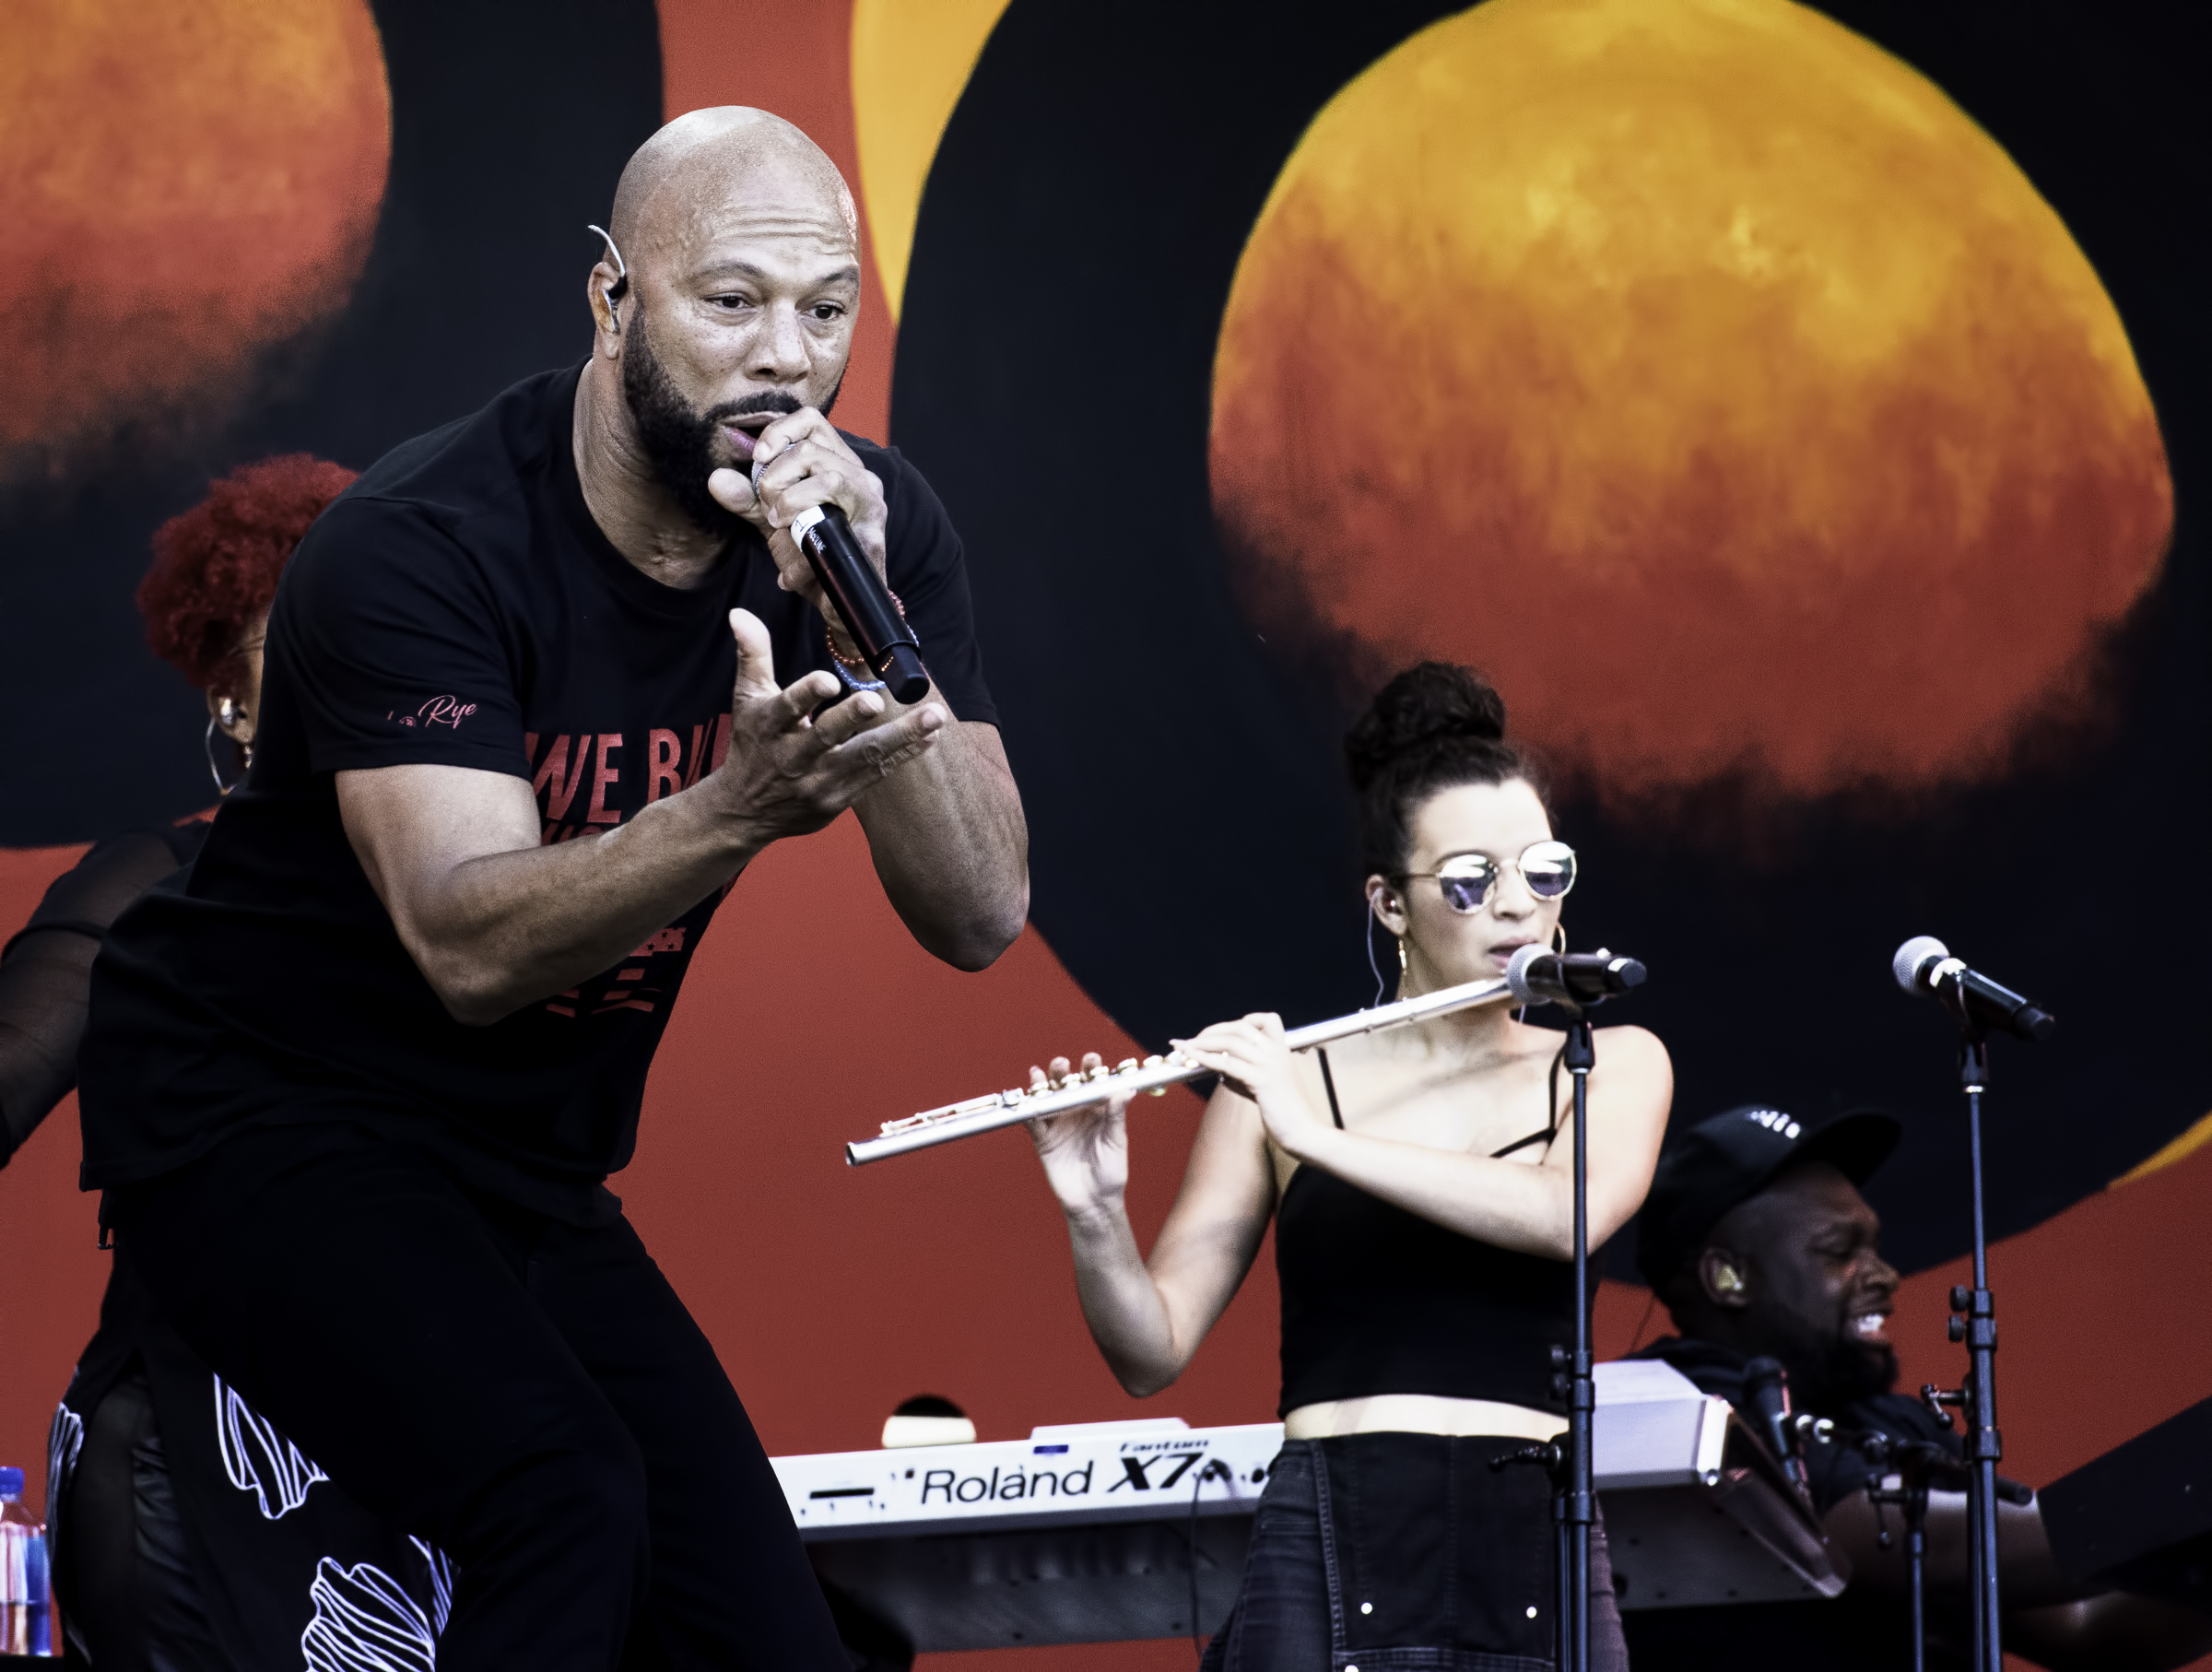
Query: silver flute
845 974 1516 1166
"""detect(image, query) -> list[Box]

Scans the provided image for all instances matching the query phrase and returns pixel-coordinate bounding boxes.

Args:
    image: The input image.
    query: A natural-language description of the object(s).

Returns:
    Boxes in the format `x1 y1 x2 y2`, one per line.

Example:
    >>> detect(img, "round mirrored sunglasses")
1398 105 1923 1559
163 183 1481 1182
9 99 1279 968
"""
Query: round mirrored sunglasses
1399 840 1577 914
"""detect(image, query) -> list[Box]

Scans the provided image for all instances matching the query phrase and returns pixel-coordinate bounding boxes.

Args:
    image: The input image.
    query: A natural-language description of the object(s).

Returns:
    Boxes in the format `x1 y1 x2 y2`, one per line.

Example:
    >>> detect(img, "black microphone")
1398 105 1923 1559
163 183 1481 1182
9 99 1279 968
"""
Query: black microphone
1741 1356 1811 1495
1505 946 1647 1008
789 504 930 706
1891 936 2055 1043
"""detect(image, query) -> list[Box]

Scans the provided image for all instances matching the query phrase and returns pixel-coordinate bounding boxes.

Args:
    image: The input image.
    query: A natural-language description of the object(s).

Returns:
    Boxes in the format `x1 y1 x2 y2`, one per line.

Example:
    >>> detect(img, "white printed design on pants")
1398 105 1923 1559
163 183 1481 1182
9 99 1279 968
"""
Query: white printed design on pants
409 1537 454 1637
301 1557 439 1672
46 1400 85 1537
214 1373 329 1519
46 1402 88 1656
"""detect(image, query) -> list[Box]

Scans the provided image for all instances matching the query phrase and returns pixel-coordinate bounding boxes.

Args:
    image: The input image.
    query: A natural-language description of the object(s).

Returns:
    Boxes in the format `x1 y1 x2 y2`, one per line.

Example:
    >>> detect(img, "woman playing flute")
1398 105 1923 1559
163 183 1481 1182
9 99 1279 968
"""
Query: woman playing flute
1029 661 1673 1670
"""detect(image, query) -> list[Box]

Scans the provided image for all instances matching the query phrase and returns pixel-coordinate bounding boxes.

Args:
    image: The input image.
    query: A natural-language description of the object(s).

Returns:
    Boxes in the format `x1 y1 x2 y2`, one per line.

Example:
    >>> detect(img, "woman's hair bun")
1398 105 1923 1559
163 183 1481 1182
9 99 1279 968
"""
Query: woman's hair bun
1344 662 1509 791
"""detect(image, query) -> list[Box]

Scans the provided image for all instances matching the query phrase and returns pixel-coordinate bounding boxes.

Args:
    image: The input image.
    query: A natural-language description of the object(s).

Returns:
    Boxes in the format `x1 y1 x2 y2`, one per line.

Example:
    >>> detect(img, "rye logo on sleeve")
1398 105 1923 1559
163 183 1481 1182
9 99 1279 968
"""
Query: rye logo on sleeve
387 696 480 729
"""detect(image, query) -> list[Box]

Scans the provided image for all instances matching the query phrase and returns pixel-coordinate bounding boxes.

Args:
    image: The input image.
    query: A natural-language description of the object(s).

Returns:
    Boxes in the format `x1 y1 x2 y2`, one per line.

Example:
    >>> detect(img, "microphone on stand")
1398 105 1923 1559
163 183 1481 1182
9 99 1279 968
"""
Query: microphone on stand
1891 937 2055 1043
1506 946 1647 1008
1742 1357 1812 1498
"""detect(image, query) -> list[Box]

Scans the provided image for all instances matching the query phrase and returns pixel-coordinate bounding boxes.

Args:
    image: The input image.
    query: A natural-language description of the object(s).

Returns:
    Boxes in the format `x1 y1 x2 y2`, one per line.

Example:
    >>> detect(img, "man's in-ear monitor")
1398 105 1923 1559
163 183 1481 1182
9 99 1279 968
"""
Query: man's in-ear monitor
585 224 629 333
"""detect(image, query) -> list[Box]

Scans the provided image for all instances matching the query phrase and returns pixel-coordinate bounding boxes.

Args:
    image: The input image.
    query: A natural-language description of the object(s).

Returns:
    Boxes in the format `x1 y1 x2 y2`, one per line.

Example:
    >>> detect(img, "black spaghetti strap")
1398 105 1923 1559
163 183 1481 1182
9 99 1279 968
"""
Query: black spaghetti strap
1488 1126 1554 1160
1489 1042 1571 1160
1318 1042 1558 1152
1317 1048 1346 1130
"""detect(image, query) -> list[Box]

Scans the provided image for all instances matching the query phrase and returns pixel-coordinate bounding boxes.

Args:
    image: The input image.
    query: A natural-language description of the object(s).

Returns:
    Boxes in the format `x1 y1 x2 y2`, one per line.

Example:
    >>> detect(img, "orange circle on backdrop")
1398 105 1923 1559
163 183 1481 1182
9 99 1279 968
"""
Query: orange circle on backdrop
1209 0 2172 803
0 0 390 467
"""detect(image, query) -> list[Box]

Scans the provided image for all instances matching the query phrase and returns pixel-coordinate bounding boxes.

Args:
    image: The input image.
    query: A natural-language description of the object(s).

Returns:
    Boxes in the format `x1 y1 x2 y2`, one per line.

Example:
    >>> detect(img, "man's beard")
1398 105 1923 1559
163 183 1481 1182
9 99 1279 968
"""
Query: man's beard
1781 1324 1900 1413
618 305 844 542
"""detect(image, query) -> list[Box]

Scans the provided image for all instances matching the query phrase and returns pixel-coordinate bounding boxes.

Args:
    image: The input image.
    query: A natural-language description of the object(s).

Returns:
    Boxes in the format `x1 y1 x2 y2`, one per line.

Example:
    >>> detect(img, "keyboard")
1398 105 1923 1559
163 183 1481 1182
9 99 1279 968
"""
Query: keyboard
771 1361 1845 1652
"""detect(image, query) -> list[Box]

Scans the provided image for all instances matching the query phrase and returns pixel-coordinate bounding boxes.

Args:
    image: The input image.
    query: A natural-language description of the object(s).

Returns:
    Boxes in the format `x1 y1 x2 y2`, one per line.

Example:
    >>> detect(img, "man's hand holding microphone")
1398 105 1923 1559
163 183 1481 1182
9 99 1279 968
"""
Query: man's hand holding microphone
709 406 930 703
702 406 946 847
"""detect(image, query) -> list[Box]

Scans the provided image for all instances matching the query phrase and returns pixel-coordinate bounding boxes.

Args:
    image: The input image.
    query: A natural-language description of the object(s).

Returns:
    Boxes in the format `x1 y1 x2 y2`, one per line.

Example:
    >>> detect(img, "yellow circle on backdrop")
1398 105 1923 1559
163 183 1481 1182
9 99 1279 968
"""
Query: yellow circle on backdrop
0 0 390 472
1210 0 2171 801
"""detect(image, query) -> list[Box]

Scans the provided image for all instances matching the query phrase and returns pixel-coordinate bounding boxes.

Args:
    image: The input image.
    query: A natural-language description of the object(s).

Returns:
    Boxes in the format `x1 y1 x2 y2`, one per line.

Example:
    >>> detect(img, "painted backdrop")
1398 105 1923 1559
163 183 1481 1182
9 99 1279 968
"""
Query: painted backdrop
3 4 2207 1668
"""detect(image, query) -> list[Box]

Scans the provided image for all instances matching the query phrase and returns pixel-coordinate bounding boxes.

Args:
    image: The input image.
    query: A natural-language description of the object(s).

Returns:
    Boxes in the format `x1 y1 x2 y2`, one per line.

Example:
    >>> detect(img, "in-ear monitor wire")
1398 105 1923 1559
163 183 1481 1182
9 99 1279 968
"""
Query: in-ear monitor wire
586 224 629 330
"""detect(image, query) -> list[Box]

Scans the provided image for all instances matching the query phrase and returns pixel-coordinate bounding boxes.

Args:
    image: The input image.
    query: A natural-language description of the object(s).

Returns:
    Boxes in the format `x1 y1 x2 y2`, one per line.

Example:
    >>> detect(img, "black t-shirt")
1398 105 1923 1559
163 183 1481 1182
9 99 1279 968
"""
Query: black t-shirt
80 365 995 1222
1619 1334 1970 1672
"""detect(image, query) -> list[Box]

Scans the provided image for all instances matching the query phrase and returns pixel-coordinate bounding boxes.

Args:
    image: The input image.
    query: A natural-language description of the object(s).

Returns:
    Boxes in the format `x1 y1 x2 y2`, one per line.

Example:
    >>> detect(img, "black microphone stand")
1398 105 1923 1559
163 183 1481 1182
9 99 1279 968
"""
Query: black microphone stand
1488 1007 1598 1671
1920 1022 2006 1672
1491 956 1644 1672
1559 1007 1597 1672
1865 1433 1946 1672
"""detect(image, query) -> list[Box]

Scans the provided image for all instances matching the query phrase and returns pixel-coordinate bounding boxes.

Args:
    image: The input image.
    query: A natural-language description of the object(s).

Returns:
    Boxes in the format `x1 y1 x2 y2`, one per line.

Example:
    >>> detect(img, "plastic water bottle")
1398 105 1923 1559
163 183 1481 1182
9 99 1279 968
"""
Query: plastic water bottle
0 1465 53 1656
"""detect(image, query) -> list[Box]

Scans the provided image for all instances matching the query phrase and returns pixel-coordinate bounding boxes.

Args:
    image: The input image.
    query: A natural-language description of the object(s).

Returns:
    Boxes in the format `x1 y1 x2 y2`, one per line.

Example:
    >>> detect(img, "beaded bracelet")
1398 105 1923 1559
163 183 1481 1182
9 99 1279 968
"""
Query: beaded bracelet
824 590 907 681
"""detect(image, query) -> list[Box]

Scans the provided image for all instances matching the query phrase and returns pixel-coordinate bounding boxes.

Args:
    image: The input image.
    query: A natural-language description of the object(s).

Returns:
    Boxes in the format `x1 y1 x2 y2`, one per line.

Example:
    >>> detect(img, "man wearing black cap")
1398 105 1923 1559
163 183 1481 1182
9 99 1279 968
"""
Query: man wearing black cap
1621 1104 2212 1671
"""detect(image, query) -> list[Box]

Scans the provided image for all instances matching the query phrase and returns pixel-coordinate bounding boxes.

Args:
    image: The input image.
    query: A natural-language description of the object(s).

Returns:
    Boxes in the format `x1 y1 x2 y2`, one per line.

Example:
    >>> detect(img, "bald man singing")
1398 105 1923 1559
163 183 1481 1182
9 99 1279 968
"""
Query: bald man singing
77 110 1027 1668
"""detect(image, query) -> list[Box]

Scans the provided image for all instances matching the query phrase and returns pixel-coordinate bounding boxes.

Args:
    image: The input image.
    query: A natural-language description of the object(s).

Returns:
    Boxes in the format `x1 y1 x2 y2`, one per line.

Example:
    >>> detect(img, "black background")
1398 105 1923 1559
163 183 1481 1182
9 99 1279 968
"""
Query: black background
0 0 664 846
892 0 2210 1276
2 0 2201 1278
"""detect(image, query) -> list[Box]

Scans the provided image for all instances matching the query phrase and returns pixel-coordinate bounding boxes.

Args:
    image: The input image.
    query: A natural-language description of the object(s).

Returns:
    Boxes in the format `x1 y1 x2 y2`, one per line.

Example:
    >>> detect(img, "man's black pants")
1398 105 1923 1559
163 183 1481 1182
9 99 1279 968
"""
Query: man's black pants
114 1122 849 1671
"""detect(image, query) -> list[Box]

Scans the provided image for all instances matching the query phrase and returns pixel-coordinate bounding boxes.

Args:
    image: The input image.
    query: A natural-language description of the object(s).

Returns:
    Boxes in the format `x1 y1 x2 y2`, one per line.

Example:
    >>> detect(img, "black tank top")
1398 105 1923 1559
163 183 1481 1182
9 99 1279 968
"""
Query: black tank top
1273 1047 1576 1417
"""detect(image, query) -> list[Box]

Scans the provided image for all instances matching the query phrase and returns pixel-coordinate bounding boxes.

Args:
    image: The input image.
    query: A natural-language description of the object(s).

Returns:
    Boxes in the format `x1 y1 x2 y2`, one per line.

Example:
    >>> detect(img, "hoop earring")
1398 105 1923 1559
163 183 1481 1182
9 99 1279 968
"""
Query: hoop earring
1552 921 1568 955
205 715 244 797
1397 936 1409 978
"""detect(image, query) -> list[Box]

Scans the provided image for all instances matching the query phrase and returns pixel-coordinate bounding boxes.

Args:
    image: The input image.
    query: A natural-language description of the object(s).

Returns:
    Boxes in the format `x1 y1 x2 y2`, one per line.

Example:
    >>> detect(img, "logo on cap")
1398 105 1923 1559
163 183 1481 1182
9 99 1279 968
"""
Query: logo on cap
1744 1109 1803 1140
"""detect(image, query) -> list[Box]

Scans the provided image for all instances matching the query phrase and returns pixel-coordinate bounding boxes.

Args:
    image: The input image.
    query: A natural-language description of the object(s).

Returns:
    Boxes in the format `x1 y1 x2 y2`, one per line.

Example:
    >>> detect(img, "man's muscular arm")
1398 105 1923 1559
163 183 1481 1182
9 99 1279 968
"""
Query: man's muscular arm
338 610 943 1026
713 408 1028 970
853 711 1025 970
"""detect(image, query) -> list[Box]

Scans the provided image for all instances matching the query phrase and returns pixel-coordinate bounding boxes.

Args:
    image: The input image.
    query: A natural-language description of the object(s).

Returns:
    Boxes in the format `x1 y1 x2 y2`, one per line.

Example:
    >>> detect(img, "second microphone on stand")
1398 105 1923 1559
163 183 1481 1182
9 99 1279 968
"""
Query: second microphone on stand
1891 937 2054 1042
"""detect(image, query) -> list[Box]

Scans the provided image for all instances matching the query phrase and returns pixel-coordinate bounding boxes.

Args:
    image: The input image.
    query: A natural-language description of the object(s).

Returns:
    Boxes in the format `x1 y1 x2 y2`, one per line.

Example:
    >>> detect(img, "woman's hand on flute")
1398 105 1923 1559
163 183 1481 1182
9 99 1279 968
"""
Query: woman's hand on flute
1030 1043 1284 1399
1027 1053 1135 1214
1175 1014 1331 1161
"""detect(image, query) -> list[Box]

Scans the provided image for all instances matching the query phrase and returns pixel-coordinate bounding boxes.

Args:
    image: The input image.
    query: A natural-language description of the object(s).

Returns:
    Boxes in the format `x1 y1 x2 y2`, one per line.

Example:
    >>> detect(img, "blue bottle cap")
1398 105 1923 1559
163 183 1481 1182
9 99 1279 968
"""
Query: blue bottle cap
0 1466 22 1496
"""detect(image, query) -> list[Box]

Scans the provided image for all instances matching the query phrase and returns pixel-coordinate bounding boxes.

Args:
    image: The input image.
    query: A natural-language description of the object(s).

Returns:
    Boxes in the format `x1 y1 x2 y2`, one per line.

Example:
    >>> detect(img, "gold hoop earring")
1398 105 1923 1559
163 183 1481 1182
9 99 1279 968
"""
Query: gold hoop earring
1551 921 1568 955
1396 936 1409 977
205 715 242 796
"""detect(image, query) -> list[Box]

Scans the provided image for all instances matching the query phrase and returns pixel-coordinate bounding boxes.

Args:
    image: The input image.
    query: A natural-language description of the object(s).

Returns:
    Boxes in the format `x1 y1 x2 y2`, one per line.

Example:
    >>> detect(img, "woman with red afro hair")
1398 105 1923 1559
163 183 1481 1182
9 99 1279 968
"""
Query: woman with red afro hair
137 452 358 783
1 456 451 1665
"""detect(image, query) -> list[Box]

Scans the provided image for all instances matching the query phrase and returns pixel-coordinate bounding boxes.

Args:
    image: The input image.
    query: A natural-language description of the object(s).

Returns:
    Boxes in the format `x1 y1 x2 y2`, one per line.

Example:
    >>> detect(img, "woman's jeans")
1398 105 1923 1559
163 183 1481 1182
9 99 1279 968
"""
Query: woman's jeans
1202 1436 1628 1672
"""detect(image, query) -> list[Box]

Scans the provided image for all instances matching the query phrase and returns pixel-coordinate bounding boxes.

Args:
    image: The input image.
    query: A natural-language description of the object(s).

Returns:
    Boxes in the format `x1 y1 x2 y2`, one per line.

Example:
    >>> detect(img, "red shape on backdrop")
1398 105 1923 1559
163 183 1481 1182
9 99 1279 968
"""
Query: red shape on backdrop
654 0 897 446
6 834 2211 1672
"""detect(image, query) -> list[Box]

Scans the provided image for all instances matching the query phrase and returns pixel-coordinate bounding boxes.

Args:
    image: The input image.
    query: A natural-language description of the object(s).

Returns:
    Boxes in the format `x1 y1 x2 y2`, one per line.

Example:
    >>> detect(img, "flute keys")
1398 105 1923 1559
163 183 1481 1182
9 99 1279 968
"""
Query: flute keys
1116 1058 1139 1074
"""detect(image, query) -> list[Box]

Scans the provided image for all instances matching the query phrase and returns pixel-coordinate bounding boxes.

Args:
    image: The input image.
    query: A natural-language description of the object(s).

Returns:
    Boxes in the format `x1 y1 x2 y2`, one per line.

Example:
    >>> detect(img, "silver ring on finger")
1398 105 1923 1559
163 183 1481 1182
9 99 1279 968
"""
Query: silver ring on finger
748 434 803 502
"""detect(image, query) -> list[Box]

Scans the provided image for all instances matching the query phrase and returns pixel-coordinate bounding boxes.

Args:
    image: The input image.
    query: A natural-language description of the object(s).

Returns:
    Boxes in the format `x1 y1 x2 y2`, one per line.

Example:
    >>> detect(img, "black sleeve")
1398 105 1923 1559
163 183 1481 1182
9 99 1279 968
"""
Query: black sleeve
0 829 193 1166
865 442 1000 728
269 496 531 778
